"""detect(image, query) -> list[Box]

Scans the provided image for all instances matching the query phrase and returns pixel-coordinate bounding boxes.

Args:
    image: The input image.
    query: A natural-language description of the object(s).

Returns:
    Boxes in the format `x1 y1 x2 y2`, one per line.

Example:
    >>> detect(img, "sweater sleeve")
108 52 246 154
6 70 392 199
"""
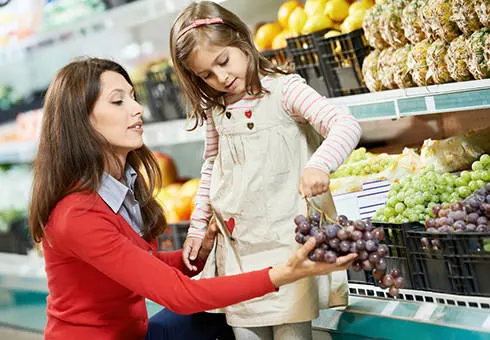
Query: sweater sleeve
187 114 219 239
154 250 206 277
281 74 362 173
49 205 276 315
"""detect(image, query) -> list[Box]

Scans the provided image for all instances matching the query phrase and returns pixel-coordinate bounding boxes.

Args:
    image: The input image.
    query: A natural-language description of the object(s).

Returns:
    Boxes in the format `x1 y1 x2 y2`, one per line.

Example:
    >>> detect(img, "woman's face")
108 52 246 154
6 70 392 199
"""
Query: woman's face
90 71 144 161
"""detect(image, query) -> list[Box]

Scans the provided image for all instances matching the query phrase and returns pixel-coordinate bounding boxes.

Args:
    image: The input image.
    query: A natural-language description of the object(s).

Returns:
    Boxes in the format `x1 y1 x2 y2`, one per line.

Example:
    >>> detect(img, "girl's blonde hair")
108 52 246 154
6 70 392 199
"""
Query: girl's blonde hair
170 1 291 129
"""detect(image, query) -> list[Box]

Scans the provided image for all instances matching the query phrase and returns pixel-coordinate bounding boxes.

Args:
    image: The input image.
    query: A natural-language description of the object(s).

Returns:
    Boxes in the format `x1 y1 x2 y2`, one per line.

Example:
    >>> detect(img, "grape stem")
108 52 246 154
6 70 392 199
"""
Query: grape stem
304 197 337 224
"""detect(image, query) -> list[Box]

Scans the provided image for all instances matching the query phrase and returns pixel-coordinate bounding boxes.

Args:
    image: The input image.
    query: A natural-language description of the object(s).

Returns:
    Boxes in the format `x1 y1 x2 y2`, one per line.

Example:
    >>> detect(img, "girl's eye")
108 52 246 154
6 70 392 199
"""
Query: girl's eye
219 57 229 66
202 74 210 80
112 100 123 105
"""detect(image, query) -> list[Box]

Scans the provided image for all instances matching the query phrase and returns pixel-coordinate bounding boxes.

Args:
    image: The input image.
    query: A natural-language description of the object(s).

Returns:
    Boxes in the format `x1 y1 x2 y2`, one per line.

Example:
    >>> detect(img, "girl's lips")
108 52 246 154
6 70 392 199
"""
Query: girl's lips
226 78 237 89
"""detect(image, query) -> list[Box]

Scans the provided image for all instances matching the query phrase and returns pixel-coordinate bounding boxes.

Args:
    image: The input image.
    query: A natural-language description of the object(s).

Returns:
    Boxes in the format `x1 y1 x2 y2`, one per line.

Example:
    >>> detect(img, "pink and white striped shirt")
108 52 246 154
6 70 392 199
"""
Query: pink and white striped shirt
188 74 362 238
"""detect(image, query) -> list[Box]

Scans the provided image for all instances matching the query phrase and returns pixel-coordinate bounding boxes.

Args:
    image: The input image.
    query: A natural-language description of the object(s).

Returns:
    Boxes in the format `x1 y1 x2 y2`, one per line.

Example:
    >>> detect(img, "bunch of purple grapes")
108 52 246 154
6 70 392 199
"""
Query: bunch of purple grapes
425 183 490 233
294 212 404 297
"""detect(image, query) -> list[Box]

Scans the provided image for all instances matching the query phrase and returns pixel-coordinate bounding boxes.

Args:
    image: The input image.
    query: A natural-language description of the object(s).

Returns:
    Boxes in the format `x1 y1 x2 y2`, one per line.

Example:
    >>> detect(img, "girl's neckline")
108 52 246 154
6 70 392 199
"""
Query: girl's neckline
224 74 272 106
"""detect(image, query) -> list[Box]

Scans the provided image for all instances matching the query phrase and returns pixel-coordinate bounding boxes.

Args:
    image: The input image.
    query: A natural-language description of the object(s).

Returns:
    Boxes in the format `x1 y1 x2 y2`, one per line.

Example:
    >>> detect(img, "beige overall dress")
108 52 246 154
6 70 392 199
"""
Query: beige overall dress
201 75 348 327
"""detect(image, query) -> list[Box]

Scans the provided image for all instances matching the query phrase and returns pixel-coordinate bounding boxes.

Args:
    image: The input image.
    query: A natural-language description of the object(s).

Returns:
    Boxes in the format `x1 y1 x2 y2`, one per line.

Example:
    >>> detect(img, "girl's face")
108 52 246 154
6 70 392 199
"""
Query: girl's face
187 44 248 96
90 71 144 161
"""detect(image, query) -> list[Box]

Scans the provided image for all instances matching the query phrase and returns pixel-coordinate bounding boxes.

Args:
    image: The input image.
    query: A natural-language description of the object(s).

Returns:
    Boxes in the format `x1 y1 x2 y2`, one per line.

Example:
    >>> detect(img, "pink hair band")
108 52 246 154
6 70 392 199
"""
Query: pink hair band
178 18 225 40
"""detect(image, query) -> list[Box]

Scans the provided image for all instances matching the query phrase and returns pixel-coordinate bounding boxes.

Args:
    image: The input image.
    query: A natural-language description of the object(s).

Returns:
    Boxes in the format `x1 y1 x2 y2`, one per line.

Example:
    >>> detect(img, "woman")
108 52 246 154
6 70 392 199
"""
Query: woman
29 57 356 340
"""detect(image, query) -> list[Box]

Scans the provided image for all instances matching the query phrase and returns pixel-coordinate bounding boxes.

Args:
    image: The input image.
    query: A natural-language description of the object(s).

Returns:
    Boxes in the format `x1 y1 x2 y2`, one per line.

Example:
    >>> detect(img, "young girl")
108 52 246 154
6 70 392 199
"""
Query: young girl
171 1 362 339
29 57 356 340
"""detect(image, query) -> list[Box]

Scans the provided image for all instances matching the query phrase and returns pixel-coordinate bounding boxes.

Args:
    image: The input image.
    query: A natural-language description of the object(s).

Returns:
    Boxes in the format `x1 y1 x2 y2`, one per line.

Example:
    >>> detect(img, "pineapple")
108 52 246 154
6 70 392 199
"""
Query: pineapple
431 0 461 42
379 0 409 47
363 4 389 49
474 0 490 28
445 35 473 81
452 0 482 36
393 44 416 88
467 28 490 79
378 47 398 90
419 1 437 40
407 39 434 86
362 50 383 92
402 0 426 44
427 38 454 84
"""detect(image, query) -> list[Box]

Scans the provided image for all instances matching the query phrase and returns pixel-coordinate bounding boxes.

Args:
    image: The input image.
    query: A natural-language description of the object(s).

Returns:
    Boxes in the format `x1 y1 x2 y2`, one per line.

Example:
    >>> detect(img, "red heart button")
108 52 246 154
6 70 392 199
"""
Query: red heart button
225 217 235 235
245 110 252 119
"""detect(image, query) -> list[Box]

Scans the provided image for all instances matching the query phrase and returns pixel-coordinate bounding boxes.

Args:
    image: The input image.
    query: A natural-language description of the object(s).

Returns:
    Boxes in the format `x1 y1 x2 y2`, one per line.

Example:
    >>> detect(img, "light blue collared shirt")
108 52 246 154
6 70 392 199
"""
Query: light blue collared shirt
97 166 143 236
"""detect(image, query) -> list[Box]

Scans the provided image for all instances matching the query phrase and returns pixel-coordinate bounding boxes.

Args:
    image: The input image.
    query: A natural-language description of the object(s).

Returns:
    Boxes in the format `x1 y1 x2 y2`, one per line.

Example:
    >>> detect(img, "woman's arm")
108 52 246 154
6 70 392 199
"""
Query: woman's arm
49 204 355 315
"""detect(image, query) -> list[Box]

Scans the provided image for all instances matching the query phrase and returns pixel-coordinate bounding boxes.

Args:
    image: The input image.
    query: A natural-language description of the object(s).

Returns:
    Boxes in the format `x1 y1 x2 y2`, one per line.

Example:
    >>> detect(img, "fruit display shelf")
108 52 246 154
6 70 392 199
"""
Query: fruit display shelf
326 78 490 121
0 252 489 338
3 78 490 166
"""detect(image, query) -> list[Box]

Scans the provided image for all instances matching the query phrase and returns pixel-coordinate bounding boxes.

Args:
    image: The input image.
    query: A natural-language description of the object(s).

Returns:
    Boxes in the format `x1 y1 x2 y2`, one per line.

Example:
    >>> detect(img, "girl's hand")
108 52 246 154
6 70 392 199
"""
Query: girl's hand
182 237 203 271
269 238 357 288
299 168 331 197
197 220 219 262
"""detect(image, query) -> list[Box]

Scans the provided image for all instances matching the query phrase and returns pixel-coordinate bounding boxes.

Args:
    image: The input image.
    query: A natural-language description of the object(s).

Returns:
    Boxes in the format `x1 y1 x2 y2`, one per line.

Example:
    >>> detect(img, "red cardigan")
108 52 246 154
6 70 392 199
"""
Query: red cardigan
43 192 276 340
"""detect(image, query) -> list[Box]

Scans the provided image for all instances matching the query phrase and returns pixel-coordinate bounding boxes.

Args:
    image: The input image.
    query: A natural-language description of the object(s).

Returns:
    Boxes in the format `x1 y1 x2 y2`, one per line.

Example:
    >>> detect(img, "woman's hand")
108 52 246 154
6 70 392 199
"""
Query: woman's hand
299 168 331 198
268 238 357 288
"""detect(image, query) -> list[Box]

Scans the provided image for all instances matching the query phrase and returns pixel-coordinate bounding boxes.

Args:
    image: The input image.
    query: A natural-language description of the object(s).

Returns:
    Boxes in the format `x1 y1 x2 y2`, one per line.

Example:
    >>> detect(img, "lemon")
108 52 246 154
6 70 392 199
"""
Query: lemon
341 11 364 33
302 14 334 34
277 1 304 29
304 0 328 17
288 7 308 36
325 0 350 22
349 0 373 16
272 30 292 49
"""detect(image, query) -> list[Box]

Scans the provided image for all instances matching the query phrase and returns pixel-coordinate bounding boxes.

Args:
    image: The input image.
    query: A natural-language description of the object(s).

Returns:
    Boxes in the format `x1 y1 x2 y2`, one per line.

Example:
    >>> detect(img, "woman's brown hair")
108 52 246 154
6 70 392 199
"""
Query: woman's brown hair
170 1 291 130
29 58 166 243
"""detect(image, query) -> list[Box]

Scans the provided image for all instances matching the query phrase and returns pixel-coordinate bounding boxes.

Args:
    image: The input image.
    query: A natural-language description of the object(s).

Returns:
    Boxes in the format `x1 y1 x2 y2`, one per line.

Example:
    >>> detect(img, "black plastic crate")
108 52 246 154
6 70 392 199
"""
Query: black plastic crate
159 222 189 251
262 48 290 66
407 230 490 296
134 67 186 122
313 29 370 97
286 30 330 96
373 222 424 289
347 222 422 288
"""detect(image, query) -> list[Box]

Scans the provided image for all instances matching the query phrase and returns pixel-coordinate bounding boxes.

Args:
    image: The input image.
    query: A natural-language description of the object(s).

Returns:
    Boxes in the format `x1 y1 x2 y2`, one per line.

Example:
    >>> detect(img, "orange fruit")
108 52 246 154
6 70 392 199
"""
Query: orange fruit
255 22 282 51
277 1 304 29
180 178 200 198
174 196 193 221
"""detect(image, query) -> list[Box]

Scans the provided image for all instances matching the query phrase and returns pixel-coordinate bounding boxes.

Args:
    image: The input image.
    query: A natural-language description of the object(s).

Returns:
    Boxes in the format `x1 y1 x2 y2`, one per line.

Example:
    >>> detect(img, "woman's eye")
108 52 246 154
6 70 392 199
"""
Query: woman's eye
202 74 210 80
112 100 123 105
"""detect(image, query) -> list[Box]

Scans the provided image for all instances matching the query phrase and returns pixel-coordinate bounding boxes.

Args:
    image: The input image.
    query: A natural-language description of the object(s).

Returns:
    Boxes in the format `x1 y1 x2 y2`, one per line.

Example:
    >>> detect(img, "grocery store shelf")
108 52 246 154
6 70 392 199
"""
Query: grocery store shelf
3 78 490 164
0 119 203 165
0 253 46 293
0 142 38 165
328 79 490 121
142 119 204 147
2 251 490 338
3 0 223 56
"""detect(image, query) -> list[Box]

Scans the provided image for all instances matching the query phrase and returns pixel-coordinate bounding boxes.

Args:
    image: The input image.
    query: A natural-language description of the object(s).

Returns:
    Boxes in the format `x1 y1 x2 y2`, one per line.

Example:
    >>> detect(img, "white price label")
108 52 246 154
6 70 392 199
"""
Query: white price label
425 96 436 112
482 315 490 330
414 303 437 320
381 301 399 316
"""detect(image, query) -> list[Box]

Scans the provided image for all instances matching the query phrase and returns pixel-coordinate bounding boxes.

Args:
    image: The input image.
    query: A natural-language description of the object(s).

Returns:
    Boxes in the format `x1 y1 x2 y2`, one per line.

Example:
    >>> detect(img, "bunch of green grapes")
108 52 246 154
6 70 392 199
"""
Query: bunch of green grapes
344 147 374 164
373 154 490 223
332 155 394 179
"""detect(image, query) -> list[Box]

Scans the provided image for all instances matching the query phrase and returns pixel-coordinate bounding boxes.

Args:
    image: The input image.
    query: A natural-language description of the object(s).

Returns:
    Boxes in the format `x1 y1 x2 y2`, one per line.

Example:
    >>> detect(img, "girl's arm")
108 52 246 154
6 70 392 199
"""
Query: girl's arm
281 74 362 173
187 114 219 239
